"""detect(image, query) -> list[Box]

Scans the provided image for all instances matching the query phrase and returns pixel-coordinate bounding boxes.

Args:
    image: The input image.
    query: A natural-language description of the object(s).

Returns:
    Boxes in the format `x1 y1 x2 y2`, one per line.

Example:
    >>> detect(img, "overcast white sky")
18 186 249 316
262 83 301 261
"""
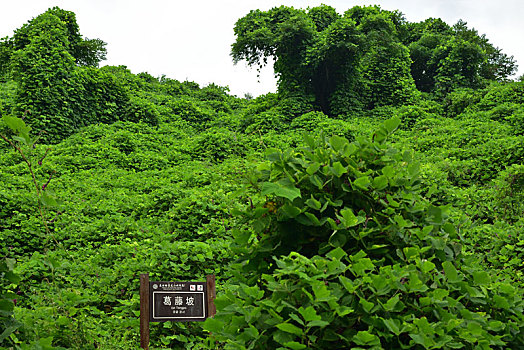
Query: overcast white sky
1 0 522 97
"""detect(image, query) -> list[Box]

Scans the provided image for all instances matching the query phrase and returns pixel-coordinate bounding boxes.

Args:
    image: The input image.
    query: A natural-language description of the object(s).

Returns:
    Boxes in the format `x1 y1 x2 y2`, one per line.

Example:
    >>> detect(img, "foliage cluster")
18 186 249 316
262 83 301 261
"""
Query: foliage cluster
204 118 523 349
231 5 515 116
0 5 523 350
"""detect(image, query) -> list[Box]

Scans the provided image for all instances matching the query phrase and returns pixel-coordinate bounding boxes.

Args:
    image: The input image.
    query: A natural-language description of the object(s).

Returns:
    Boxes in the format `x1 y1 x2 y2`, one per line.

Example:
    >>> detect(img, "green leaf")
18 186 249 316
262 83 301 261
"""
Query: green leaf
408 161 420 176
298 306 320 322
305 196 321 210
330 162 347 177
416 226 434 240
306 162 320 175
420 260 436 274
203 317 224 333
266 148 282 162
442 261 462 283
0 317 21 342
342 143 358 157
410 333 435 348
382 318 402 335
359 298 374 313
383 294 400 312
442 222 457 238
276 322 303 336
335 305 353 317
303 212 321 226
307 320 330 328
432 289 449 301
2 115 31 135
338 208 358 228
40 192 58 208
353 330 379 345
326 247 346 260
493 295 510 309
281 203 302 218
303 134 316 149
372 175 388 190
4 271 21 284
12 135 30 145
0 299 14 314
473 271 491 285
329 135 348 152
382 165 395 178
351 258 374 276
407 273 428 292
403 247 419 261
384 116 401 134
339 276 357 293
283 341 306 350
353 176 371 190
309 175 323 189
313 284 331 302
289 313 304 326
261 182 301 201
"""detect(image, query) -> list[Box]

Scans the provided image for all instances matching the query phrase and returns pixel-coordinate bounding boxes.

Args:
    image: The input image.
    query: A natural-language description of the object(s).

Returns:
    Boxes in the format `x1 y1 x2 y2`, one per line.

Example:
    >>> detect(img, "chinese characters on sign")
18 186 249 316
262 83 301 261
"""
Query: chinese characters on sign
149 281 207 322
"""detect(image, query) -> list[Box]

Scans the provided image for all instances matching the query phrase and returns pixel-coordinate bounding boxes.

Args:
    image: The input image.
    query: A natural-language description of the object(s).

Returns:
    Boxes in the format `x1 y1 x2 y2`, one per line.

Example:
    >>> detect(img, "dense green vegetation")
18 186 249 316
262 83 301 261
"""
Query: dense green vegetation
1 5 523 350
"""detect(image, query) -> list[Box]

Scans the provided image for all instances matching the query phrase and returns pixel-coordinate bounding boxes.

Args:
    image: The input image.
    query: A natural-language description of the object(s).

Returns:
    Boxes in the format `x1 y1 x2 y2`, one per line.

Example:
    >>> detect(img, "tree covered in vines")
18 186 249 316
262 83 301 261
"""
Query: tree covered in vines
404 18 517 95
232 5 517 116
0 7 130 143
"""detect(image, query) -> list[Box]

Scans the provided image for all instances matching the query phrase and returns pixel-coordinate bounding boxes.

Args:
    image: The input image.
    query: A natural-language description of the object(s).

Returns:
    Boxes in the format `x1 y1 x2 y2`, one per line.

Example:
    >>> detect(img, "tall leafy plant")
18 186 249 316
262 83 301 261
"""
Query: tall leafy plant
0 114 62 348
204 117 524 349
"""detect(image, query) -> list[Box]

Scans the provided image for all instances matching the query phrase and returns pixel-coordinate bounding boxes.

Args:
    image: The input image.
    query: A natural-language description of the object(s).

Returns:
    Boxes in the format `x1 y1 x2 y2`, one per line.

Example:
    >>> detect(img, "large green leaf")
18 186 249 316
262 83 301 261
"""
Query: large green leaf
330 162 347 177
261 182 301 201
442 261 462 283
329 135 349 152
338 208 359 228
384 116 401 134
298 306 320 322
382 318 402 336
2 115 31 135
276 322 303 336
353 176 371 190
284 341 307 350
352 330 380 345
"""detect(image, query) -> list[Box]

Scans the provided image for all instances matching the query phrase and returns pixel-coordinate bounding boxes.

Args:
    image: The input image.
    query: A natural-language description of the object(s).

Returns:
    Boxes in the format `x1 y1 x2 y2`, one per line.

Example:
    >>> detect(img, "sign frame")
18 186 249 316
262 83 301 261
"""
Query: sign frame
140 274 216 349
150 281 207 322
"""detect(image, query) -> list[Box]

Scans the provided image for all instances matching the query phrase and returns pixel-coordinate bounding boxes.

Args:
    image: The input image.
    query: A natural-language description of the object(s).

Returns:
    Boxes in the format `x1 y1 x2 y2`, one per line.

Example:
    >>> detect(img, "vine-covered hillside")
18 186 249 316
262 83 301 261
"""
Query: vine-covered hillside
0 5 523 350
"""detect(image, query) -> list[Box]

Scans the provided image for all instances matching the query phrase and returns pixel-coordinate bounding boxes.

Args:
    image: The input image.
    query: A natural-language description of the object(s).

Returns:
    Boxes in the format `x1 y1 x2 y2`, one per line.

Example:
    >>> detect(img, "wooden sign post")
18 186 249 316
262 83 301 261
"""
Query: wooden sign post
140 274 150 349
139 274 216 349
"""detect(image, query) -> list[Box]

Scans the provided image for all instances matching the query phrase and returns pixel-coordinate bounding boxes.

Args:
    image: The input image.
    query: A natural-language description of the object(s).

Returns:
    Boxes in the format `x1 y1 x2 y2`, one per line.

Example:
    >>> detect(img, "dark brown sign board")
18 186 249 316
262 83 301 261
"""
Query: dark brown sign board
140 274 216 349
150 281 207 322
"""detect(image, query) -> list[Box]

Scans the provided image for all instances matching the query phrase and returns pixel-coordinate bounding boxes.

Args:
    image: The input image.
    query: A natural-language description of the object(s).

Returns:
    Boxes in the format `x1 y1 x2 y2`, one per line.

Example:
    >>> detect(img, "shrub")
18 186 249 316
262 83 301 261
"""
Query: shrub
492 164 524 223
240 111 285 134
290 111 354 140
204 117 524 349
191 127 247 162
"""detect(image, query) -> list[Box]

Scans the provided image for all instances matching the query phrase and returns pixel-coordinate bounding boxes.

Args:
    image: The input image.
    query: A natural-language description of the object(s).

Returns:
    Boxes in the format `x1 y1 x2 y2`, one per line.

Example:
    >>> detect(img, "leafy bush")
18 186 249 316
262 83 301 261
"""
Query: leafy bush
492 164 524 223
122 96 160 125
191 127 248 162
167 98 214 126
240 111 285 134
205 118 524 349
462 222 524 289
442 88 485 118
290 111 354 140
468 81 524 112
